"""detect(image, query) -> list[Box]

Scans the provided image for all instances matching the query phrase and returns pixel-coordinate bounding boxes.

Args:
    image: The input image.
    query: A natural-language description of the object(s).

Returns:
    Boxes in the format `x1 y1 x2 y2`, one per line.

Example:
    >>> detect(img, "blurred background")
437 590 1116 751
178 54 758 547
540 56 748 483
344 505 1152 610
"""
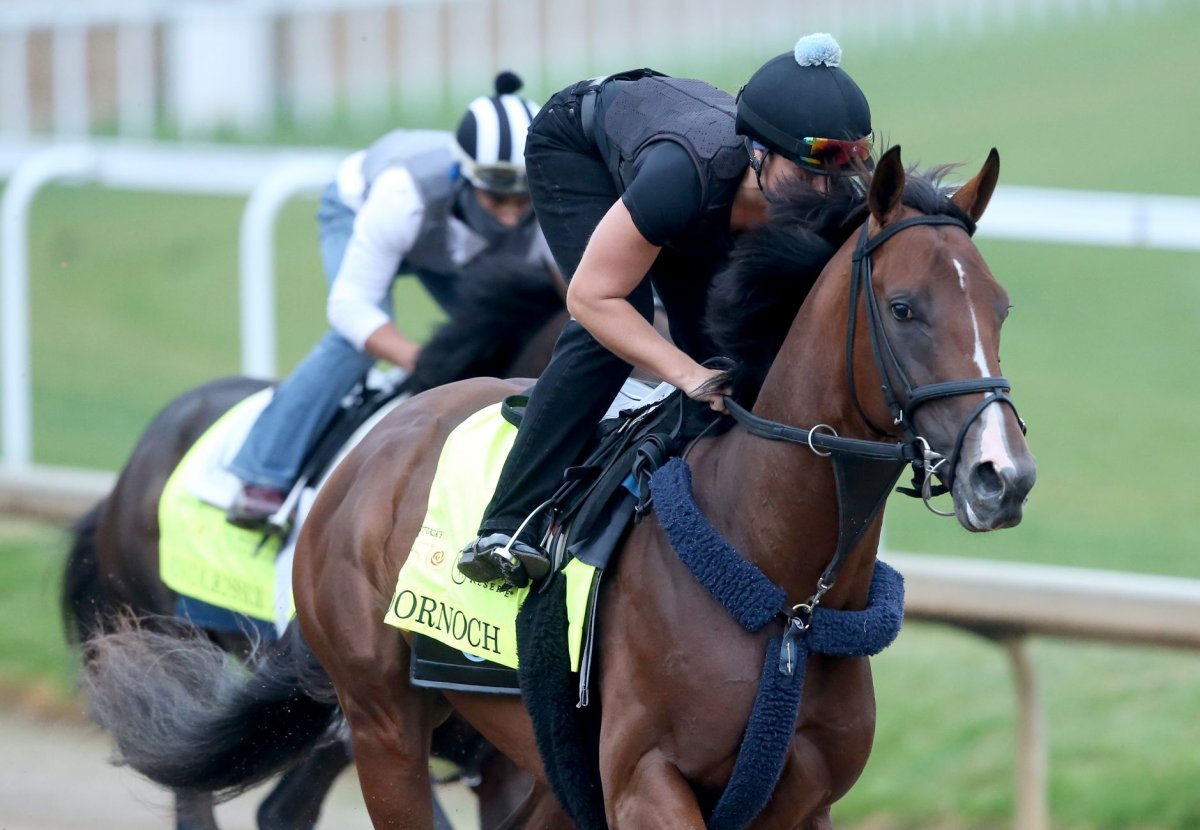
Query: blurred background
0 0 1197 828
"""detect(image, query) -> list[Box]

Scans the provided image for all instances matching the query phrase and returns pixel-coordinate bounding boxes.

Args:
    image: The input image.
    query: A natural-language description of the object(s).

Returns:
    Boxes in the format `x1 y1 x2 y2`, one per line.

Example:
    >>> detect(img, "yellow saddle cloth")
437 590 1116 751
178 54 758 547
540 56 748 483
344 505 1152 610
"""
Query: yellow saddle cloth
158 394 283 623
384 402 596 671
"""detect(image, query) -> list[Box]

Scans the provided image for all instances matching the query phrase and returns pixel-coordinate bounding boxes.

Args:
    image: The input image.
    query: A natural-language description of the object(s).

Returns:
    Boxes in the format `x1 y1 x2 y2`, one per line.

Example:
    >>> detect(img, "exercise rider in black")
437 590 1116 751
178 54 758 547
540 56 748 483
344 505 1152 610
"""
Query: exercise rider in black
458 33 875 587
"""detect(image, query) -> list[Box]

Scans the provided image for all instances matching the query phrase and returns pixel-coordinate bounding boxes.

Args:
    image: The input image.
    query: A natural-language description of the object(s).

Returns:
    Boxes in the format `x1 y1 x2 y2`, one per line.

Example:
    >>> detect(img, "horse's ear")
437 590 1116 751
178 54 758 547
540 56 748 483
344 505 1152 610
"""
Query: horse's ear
951 148 1000 222
868 145 906 227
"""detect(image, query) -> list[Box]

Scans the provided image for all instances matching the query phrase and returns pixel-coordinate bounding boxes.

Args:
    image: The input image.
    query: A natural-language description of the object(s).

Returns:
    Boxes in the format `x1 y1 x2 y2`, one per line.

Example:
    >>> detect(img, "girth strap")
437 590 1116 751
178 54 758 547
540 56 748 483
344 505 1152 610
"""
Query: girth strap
649 458 905 830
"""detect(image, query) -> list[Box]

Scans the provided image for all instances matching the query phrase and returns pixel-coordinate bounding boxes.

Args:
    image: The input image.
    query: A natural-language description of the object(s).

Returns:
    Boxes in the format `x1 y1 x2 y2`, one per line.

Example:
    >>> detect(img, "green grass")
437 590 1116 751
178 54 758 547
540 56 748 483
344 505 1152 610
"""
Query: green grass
24 190 444 469
0 517 77 700
840 627 1200 829
883 240 1200 578
3 5 1200 827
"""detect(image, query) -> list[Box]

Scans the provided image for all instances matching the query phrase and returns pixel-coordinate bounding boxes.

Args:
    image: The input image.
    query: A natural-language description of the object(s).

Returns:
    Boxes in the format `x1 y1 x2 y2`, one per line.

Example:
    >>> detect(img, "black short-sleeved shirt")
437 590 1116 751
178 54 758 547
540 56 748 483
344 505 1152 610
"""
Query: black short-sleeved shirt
621 141 704 245
618 140 740 259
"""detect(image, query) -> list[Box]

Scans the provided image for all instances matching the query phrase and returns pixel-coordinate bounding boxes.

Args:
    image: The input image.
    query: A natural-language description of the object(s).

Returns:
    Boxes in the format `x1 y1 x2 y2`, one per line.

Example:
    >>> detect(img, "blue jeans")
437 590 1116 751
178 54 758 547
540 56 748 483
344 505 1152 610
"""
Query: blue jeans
228 184 392 490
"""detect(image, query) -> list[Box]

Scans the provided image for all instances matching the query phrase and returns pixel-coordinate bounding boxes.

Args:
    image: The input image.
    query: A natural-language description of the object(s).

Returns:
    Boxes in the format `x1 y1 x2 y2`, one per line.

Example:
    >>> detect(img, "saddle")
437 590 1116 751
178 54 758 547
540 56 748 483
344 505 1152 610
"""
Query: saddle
164 369 411 638
407 381 723 694
543 384 722 567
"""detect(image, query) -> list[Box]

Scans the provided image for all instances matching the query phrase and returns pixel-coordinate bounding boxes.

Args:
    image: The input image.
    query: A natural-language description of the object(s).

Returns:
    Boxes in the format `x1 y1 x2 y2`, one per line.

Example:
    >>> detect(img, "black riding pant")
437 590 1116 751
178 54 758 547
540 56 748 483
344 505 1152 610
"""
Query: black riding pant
478 82 715 540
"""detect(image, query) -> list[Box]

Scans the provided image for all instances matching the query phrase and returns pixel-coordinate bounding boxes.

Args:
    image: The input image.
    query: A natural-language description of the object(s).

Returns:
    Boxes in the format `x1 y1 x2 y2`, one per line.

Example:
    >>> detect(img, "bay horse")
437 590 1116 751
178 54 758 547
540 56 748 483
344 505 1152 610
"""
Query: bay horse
84 147 1036 828
62 258 567 830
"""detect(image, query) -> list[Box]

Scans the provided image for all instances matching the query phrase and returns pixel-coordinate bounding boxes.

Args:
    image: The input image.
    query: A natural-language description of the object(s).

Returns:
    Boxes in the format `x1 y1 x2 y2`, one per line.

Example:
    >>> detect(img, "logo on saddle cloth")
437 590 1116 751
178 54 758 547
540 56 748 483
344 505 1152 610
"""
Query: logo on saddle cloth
384 402 595 670
158 393 285 623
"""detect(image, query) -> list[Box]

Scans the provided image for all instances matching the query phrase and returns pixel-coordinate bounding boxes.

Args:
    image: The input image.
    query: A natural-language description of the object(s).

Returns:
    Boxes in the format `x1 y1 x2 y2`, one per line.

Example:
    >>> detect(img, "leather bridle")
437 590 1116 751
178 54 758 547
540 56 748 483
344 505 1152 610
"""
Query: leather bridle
847 214 1025 496
721 212 1028 617
727 212 1026 501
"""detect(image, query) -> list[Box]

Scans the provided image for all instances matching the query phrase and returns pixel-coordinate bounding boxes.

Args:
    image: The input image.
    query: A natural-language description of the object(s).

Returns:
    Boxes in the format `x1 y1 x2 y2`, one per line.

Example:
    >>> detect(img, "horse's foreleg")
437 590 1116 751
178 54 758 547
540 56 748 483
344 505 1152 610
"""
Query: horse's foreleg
174 790 219 830
255 736 352 830
489 778 576 830
470 750 532 829
345 700 439 829
472 754 573 830
604 751 708 829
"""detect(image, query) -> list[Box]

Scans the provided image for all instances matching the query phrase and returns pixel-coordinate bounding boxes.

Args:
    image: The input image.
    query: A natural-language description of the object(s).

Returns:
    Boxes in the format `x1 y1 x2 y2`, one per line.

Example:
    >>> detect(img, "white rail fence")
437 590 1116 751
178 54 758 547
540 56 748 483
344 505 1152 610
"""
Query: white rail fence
0 138 1198 829
0 139 344 471
3 139 1199 474
884 553 1200 830
0 0 1176 138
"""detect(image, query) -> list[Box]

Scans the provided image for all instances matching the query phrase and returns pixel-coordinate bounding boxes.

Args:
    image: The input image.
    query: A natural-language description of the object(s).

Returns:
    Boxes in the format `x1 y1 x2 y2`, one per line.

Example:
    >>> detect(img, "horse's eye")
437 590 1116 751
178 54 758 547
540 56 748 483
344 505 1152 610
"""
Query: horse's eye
890 302 914 321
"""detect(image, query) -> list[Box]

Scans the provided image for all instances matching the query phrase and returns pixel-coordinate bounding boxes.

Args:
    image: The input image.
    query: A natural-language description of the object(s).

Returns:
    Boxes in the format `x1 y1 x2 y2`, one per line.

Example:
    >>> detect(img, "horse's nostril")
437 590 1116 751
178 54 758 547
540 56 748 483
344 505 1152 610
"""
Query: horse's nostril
970 461 1004 500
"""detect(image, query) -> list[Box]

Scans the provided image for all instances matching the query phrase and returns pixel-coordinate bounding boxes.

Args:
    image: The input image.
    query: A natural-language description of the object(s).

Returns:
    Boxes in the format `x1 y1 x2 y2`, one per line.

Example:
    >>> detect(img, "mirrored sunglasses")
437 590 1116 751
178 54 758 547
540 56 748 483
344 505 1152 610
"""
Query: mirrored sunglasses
801 134 874 170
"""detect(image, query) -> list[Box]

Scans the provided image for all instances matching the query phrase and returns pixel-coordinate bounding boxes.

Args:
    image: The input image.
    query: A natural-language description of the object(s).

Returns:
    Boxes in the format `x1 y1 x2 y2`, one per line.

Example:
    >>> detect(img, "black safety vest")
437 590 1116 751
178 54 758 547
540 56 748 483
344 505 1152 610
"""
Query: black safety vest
599 75 748 207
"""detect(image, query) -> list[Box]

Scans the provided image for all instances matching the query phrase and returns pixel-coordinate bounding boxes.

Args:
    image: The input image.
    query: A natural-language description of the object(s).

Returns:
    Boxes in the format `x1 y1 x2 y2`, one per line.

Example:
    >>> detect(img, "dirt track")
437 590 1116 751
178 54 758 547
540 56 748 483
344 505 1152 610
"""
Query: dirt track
0 706 477 830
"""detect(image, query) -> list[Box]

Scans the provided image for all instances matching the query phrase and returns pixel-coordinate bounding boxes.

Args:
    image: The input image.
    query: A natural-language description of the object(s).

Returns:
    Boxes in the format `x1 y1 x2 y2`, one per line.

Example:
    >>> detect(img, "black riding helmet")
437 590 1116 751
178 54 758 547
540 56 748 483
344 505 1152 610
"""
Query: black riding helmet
736 33 873 175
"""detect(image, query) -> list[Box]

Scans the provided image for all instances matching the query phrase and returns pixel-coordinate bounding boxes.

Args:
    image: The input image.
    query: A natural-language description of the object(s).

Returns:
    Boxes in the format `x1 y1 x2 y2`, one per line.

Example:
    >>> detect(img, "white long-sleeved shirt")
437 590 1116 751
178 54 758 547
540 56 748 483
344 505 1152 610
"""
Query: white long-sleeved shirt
326 160 426 348
325 152 554 349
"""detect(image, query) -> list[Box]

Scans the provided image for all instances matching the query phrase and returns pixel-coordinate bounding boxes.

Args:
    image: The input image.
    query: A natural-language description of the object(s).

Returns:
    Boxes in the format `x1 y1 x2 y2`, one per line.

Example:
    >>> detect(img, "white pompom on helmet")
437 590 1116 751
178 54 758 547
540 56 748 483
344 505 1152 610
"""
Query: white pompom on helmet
454 71 540 194
736 34 873 174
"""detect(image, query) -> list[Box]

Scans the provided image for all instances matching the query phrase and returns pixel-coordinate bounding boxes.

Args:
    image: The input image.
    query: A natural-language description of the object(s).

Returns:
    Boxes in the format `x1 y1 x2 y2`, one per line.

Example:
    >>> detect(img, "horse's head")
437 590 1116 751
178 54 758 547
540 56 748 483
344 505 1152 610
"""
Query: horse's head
852 146 1036 530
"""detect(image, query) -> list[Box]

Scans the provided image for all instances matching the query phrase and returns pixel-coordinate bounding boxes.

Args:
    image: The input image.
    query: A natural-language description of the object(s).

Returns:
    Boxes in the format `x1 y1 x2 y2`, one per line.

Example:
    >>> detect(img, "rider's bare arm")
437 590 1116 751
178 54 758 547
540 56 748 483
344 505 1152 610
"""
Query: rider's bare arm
361 324 421 372
567 199 727 410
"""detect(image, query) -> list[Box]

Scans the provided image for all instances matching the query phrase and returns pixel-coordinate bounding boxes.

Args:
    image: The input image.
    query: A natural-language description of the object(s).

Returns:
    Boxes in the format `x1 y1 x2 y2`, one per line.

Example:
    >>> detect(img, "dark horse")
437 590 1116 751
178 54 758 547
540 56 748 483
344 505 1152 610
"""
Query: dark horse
84 148 1036 828
61 259 567 830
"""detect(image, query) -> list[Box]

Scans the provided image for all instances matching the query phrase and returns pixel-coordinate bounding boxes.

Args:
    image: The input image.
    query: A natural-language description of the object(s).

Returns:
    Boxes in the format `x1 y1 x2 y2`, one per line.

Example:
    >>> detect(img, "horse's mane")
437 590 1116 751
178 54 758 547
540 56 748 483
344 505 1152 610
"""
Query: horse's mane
706 165 974 402
403 256 564 394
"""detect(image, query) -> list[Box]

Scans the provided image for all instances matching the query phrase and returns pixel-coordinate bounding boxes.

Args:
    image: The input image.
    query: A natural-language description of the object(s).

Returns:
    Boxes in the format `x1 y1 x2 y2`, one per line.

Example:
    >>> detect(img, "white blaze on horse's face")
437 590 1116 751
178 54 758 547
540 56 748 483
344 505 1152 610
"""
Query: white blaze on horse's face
865 147 1035 532
951 255 1019 494
936 250 1034 531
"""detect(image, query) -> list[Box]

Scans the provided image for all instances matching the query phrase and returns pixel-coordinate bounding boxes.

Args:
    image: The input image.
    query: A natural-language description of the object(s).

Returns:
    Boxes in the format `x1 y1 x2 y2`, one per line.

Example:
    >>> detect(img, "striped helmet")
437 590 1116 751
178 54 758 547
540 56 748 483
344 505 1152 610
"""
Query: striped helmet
454 71 539 195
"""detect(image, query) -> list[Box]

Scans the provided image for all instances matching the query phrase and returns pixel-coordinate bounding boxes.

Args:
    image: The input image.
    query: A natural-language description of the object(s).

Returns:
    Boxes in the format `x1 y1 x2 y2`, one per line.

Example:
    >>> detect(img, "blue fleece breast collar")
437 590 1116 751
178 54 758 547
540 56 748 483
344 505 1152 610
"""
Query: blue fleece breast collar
649 458 905 830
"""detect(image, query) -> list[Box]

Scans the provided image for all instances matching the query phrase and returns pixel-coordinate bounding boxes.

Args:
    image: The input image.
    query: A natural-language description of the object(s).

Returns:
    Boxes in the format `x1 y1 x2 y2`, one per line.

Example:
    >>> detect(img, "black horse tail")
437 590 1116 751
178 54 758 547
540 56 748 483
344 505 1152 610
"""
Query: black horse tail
61 501 109 646
84 617 338 797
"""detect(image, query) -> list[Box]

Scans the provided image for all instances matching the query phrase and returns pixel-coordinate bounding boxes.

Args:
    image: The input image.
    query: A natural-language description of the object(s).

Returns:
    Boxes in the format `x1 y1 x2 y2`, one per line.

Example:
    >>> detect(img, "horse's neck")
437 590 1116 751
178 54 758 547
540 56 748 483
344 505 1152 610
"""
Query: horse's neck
690 256 882 607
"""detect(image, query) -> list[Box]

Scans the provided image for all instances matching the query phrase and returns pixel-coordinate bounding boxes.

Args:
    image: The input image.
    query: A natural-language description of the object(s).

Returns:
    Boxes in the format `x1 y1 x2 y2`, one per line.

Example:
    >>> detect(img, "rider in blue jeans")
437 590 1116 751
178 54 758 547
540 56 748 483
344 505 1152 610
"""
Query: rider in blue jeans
227 73 557 528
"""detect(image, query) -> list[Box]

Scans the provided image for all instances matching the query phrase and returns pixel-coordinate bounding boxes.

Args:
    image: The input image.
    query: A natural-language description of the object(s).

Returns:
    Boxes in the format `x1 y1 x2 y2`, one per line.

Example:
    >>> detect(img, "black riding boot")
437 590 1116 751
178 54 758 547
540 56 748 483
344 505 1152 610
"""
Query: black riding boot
458 533 550 588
